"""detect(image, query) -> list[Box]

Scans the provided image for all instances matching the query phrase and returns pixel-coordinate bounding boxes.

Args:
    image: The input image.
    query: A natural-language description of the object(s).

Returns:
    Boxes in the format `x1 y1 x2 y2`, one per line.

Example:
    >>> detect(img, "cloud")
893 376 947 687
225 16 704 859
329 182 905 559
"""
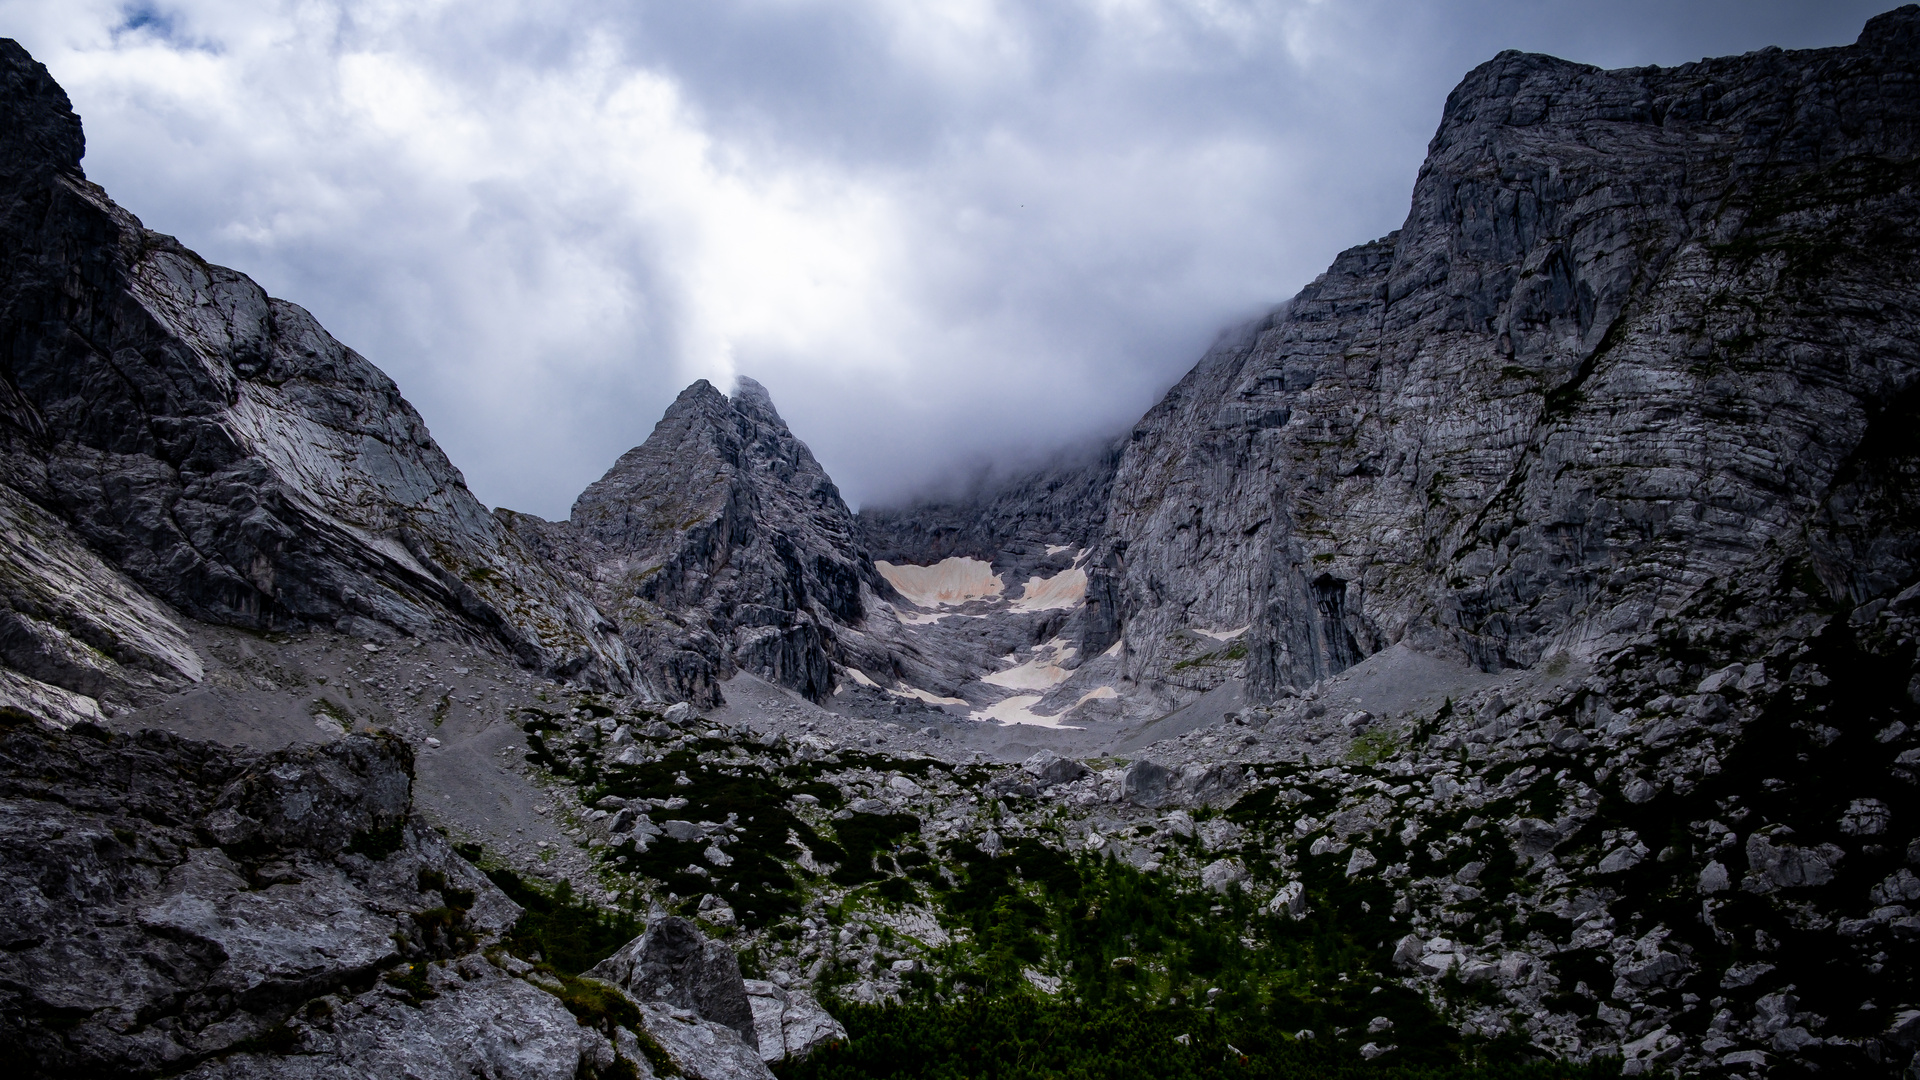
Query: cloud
0 0 1893 514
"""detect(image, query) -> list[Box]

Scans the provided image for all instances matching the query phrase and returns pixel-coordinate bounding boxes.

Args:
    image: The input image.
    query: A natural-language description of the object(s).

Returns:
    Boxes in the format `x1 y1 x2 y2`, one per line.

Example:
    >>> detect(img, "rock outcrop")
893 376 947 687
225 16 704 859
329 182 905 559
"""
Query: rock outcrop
0 39 631 709
742 979 845 1064
0 721 583 1077
504 379 886 705
587 914 757 1048
588 915 846 1075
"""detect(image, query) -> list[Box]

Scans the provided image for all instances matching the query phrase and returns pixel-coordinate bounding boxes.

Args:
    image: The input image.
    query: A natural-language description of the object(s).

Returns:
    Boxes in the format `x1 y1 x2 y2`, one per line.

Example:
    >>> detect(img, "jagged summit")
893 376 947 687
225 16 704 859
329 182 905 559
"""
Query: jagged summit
505 376 885 705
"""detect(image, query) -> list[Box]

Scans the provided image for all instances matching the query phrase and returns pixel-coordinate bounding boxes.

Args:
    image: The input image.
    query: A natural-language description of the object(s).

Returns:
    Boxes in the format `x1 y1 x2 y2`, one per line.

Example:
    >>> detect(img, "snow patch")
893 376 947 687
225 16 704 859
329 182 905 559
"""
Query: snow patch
971 694 1082 729
981 638 1078 690
1194 625 1249 641
1011 567 1087 612
1074 686 1118 707
893 684 967 706
876 557 1003 608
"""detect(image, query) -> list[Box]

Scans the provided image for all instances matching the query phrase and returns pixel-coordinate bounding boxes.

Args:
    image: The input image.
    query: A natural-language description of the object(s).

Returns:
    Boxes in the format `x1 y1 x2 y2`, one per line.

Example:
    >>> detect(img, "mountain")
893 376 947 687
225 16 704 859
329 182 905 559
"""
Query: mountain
0 41 630 727
5 9 1920 1080
880 7 1920 723
501 378 888 706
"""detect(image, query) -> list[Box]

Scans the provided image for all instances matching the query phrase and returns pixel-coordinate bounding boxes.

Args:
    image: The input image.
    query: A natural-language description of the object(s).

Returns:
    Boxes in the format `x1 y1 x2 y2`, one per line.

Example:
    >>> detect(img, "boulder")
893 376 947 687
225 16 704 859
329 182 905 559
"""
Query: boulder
587 917 758 1050
635 1001 774 1080
1200 858 1247 893
1122 759 1174 808
1743 828 1843 893
742 980 846 1064
1022 751 1091 787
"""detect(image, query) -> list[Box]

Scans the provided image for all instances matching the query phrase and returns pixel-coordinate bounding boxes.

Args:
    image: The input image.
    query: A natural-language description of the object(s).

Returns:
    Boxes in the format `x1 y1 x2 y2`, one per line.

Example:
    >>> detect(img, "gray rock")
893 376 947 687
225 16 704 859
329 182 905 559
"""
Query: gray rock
1839 798 1892 836
1179 762 1246 806
0 724 517 1077
1200 858 1248 892
1122 758 1174 807
635 1001 774 1080
1022 750 1091 787
0 41 629 690
587 916 758 1049
180 960 619 1080
1743 828 1843 893
742 979 846 1063
1699 861 1731 894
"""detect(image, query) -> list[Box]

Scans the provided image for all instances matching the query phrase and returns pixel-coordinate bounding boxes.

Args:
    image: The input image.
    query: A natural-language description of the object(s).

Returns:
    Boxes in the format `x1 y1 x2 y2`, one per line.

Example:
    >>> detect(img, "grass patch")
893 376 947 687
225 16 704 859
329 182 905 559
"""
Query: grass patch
777 997 1621 1080
485 867 643 975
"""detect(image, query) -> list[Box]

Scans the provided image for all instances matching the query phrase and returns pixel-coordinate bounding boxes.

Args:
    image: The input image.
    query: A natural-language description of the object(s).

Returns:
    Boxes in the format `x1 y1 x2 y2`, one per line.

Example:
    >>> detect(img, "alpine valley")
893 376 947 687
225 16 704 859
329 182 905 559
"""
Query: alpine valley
4 8 1920 1079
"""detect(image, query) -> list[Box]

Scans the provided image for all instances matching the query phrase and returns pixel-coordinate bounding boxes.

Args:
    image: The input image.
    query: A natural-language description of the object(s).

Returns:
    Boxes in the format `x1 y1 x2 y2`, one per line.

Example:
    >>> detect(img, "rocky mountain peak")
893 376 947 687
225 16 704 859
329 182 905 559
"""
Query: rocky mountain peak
1086 7 1920 709
728 374 781 423
0 40 83 182
518 376 882 705
0 39 634 726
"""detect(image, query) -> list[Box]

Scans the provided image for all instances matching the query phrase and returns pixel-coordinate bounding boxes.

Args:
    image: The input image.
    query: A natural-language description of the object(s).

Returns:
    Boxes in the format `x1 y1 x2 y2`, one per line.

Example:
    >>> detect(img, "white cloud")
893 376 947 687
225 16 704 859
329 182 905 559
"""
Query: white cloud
0 0 1892 513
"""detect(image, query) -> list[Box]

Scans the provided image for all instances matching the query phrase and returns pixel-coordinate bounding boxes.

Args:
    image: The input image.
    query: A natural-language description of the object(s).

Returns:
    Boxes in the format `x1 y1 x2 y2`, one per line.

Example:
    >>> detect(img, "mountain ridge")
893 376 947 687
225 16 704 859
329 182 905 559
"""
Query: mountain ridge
3 11 1920 1079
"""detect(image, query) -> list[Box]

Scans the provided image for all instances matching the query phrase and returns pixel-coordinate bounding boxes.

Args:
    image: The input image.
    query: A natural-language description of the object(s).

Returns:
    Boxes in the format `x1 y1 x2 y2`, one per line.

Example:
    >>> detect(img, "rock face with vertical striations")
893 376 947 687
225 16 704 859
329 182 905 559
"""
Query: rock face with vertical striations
1078 8 1920 706
503 379 887 705
0 40 631 716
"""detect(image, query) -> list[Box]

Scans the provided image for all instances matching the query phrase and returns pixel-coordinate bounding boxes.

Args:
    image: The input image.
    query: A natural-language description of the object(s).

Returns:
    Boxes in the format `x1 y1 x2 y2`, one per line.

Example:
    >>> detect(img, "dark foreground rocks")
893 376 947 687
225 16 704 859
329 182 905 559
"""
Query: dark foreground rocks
0 716 839 1079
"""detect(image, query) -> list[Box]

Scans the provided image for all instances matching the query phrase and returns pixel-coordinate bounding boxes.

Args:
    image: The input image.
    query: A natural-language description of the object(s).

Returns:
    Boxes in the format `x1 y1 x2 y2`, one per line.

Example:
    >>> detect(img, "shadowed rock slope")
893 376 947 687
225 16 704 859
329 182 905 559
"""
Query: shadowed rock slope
0 40 631 723
502 379 889 706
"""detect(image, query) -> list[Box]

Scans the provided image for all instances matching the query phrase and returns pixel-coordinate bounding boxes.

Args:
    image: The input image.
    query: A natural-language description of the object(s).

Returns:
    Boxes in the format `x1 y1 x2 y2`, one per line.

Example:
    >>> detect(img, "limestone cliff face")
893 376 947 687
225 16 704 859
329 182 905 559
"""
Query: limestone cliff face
508 379 886 705
1089 7 1920 701
0 41 631 717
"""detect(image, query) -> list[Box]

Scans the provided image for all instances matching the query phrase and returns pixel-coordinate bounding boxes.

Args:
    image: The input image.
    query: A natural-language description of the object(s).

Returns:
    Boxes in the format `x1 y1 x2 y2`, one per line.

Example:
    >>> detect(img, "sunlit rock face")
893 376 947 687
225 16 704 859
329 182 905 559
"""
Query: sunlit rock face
0 41 632 709
505 379 888 706
1086 9 1920 700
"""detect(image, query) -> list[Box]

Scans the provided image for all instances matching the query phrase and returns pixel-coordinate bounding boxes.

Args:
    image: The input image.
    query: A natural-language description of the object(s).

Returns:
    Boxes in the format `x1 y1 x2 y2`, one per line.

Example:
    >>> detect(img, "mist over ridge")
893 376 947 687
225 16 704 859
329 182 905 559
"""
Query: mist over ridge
1 0 1896 517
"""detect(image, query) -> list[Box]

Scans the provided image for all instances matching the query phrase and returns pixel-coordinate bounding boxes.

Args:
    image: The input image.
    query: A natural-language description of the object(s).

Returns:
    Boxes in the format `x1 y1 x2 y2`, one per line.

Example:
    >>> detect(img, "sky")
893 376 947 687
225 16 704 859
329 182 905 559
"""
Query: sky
1 1 1896 515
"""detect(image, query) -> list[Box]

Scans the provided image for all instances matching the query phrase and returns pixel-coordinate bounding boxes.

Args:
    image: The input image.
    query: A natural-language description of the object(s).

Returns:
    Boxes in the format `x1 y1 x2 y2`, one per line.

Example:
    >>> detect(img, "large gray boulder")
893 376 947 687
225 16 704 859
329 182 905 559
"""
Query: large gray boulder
181 957 623 1080
1121 758 1174 808
633 1001 774 1080
587 916 758 1050
1023 750 1092 788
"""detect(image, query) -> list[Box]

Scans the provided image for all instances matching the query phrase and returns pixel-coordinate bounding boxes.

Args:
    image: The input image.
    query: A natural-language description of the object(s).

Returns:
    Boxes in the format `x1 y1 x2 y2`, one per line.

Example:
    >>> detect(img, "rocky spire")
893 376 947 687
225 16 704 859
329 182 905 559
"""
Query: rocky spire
523 378 884 704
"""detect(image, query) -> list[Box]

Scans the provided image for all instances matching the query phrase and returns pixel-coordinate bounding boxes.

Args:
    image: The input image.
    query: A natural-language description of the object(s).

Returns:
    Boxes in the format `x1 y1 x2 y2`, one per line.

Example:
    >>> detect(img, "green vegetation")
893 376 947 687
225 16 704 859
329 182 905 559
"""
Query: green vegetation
1345 728 1398 767
779 997 1620 1080
483 866 644 975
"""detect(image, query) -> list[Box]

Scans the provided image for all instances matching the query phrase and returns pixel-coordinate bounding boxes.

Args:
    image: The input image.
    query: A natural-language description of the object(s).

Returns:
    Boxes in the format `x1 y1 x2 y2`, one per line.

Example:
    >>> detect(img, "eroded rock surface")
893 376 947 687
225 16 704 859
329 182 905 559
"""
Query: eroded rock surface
1083 7 1920 705
0 723 525 1076
504 379 885 705
588 914 756 1048
0 40 630 709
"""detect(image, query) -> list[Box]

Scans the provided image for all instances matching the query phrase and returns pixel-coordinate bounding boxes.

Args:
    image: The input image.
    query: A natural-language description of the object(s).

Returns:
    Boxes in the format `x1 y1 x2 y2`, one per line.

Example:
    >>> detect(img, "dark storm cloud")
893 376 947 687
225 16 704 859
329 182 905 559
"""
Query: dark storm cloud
2 1 1894 515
